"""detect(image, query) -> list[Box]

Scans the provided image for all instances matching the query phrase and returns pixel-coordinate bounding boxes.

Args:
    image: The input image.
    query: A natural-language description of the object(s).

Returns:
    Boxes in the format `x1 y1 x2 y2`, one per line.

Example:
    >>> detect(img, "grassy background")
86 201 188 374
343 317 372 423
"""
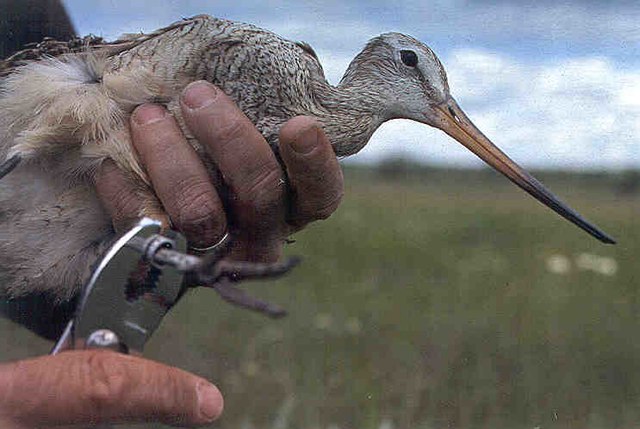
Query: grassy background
1 163 639 429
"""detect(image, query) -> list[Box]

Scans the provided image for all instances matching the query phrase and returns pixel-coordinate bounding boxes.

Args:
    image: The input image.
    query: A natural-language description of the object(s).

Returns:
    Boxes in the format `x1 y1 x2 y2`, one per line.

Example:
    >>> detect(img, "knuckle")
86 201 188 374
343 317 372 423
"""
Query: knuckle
237 168 283 213
174 177 215 219
82 352 128 412
109 184 144 225
292 167 344 224
213 116 248 147
313 189 344 220
297 188 344 224
172 177 224 240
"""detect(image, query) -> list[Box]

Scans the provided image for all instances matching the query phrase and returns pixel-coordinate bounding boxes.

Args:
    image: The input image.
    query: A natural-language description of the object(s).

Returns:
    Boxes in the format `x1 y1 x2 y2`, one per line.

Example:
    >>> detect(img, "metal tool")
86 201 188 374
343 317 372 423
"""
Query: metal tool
51 218 299 355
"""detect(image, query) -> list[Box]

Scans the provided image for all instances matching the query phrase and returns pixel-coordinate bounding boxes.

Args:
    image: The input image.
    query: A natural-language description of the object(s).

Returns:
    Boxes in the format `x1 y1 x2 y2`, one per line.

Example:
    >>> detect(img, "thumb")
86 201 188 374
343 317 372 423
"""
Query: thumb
278 116 344 228
0 350 223 428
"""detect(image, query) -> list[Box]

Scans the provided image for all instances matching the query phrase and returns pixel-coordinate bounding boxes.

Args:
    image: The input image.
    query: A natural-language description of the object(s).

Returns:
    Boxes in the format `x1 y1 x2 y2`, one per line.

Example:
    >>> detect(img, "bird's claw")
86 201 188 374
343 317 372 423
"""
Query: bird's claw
189 251 300 318
208 278 288 318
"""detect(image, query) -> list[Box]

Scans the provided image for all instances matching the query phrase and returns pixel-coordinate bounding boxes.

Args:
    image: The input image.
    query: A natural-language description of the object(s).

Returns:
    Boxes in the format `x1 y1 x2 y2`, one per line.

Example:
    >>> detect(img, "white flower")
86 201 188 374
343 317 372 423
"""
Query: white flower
575 253 618 276
546 254 571 274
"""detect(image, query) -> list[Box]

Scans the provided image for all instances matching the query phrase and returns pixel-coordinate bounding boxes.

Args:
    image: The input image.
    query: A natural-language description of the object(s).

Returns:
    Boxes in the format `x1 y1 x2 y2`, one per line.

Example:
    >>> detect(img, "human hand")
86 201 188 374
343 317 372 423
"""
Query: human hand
95 80 344 262
0 350 223 428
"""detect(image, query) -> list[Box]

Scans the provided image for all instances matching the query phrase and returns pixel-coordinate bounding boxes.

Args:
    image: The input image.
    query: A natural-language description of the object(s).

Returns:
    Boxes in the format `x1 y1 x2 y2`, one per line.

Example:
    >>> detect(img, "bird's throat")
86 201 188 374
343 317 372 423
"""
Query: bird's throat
316 81 389 158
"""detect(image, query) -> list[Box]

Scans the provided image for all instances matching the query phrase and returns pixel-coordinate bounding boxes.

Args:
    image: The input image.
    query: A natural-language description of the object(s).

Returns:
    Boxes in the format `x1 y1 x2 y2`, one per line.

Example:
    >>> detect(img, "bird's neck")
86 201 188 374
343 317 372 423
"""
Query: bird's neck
314 79 392 158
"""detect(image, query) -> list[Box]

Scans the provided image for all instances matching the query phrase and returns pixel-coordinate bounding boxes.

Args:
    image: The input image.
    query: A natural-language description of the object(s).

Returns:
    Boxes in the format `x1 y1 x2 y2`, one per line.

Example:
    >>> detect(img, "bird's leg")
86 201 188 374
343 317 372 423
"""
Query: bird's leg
185 242 300 318
199 257 301 284
207 278 288 318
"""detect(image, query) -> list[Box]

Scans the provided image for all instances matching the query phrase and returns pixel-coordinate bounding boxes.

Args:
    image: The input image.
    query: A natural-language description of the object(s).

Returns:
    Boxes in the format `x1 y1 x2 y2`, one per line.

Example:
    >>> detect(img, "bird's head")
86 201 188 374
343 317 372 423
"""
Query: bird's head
341 33 615 244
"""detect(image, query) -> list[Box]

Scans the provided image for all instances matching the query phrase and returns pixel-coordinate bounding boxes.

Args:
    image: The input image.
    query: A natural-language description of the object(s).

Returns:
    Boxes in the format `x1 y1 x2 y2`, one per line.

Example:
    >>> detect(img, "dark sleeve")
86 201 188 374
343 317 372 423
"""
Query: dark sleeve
1 292 78 341
0 0 76 59
0 0 78 341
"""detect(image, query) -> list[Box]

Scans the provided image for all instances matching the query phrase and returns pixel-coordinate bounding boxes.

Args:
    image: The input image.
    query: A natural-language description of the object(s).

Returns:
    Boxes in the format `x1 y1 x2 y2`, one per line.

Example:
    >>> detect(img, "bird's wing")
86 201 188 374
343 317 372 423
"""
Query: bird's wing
0 35 105 77
294 41 320 62
0 16 206 77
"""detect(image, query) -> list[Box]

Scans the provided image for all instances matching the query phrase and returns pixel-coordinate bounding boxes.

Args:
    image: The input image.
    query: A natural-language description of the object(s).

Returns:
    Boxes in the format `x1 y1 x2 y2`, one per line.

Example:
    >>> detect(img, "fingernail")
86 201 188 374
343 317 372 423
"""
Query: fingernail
197 381 223 422
132 104 167 125
183 81 218 110
291 125 319 154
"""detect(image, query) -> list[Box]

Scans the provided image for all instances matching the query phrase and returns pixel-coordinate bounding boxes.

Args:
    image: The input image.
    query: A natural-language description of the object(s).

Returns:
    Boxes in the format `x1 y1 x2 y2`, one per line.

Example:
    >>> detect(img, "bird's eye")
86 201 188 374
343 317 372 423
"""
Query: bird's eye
400 50 418 67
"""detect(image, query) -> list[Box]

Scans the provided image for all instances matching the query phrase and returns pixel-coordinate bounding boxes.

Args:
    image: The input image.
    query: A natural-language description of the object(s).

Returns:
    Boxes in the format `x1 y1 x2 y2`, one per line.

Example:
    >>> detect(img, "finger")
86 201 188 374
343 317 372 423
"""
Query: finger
278 116 344 228
95 159 168 232
180 81 285 260
130 103 227 248
0 351 223 427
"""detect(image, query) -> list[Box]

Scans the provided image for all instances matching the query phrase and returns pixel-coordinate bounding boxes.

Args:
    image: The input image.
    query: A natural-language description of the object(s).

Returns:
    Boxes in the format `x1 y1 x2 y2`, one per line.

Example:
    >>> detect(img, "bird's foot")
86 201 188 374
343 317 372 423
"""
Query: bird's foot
189 254 300 318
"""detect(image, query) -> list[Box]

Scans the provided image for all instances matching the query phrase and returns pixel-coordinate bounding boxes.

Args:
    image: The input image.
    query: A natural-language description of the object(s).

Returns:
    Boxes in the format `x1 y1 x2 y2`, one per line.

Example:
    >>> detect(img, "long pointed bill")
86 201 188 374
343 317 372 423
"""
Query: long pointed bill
433 97 615 244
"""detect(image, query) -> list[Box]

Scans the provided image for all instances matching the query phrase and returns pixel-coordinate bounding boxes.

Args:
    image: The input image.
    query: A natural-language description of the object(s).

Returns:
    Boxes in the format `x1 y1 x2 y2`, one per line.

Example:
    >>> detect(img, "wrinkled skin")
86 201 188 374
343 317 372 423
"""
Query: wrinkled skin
0 82 344 428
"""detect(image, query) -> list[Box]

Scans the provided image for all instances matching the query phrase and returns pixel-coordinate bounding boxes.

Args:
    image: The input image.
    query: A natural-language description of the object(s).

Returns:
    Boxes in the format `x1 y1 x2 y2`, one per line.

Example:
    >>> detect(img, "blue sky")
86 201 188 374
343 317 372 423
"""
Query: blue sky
62 0 639 170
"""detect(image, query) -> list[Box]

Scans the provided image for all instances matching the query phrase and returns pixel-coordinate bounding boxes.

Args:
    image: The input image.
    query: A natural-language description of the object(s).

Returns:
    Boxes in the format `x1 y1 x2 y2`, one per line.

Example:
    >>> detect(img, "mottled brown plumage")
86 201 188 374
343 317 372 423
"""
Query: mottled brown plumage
0 15 613 301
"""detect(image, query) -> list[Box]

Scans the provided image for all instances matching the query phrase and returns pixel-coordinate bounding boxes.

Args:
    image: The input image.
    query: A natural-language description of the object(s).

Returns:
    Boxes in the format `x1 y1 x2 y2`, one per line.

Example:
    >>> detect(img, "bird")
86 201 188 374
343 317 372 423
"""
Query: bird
0 14 614 303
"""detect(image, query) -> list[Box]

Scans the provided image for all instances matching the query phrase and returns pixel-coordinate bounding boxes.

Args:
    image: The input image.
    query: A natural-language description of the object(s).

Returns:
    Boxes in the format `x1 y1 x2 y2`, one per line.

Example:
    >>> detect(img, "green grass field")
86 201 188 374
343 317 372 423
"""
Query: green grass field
2 164 638 429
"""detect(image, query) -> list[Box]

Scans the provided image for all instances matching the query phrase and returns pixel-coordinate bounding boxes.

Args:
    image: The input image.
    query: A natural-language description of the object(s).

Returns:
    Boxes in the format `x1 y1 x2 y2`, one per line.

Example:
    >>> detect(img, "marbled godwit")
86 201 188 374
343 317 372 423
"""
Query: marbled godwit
0 15 614 300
